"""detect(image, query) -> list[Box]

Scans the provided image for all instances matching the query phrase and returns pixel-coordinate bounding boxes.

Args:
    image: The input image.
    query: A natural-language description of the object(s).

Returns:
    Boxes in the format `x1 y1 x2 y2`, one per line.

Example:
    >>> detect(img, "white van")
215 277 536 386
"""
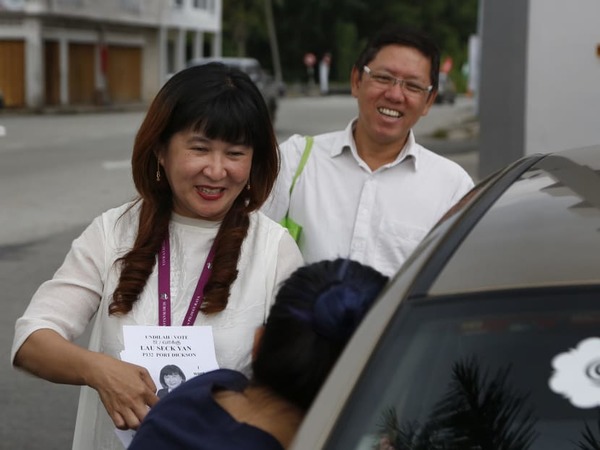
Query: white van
186 57 280 121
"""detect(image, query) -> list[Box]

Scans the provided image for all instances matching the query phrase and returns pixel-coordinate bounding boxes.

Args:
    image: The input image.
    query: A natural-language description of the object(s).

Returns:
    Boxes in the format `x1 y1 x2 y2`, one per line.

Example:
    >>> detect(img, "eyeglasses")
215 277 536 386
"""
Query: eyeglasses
363 65 432 97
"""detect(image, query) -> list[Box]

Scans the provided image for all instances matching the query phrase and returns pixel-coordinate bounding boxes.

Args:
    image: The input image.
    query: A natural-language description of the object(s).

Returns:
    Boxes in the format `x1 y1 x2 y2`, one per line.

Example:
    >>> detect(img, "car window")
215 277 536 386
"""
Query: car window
324 290 600 450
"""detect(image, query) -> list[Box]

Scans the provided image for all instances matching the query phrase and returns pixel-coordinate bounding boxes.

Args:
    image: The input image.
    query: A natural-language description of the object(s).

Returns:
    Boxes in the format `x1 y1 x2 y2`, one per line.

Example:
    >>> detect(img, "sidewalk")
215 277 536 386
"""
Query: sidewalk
0 101 148 116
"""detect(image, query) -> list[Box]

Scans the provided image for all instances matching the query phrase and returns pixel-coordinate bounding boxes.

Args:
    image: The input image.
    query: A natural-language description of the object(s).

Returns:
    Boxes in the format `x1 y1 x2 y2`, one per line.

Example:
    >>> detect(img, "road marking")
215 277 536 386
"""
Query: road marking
0 125 6 136
103 160 130 170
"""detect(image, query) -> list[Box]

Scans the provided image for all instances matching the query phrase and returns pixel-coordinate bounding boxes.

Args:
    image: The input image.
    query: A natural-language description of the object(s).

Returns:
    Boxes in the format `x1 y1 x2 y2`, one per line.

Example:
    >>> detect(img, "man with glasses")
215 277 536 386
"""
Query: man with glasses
263 26 474 277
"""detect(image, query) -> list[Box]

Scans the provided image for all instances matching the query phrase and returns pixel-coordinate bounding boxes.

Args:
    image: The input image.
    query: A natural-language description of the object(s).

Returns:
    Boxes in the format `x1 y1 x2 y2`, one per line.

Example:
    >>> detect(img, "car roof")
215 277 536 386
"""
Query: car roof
186 56 260 69
429 145 600 296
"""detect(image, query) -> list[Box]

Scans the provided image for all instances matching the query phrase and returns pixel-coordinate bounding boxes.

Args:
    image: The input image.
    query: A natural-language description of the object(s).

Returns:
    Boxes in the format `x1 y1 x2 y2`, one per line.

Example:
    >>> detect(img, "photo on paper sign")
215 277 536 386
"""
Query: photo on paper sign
156 363 187 399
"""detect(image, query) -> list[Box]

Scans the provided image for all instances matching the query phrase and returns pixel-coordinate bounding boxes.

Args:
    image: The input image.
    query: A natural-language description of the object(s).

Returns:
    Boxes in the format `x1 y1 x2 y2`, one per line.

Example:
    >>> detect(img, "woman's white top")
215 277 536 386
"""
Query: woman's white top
11 202 303 450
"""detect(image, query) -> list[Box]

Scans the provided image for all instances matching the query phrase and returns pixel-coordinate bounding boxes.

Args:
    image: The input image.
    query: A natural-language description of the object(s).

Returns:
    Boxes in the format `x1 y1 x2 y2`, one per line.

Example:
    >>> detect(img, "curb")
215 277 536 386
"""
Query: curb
0 102 149 117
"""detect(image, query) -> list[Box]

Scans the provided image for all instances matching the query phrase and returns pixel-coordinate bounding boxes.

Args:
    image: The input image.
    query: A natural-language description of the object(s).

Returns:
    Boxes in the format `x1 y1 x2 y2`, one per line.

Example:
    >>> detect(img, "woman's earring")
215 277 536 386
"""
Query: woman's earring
156 164 161 182
246 182 251 191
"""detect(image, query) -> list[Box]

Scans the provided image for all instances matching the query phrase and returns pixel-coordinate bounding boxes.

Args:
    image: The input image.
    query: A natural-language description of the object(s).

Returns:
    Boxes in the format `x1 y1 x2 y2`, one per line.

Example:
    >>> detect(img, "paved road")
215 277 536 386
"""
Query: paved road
0 95 478 449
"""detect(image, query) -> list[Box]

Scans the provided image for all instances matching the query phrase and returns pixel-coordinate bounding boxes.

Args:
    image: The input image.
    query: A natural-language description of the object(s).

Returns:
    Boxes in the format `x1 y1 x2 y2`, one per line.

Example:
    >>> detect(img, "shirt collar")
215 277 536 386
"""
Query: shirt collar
329 119 356 157
171 212 222 229
397 130 420 171
331 119 421 171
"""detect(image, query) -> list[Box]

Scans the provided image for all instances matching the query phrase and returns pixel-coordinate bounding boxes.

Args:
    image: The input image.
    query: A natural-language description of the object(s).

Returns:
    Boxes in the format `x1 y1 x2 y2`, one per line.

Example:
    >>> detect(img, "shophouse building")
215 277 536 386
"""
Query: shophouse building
0 0 221 109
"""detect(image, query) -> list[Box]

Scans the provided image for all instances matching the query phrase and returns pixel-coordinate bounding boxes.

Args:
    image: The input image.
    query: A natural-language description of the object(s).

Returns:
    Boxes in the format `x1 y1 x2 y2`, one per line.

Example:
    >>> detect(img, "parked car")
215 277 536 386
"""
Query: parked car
186 57 280 121
291 145 600 450
435 72 457 104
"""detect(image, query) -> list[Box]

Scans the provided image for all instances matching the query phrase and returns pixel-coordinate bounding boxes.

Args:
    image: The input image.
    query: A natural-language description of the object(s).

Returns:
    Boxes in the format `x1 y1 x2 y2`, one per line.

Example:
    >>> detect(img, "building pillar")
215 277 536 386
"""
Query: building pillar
158 26 168 85
59 36 68 105
478 0 529 177
211 31 221 58
213 0 222 57
175 27 185 72
24 17 43 108
192 31 203 59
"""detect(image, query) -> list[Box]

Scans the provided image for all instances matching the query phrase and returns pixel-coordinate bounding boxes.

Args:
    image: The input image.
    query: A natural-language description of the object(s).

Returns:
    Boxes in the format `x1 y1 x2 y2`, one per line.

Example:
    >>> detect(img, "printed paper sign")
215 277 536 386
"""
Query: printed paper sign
115 325 220 447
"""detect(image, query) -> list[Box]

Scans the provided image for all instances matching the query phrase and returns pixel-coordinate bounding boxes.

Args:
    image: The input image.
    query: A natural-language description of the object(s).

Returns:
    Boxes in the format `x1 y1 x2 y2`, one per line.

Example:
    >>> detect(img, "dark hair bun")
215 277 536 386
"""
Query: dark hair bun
312 283 371 342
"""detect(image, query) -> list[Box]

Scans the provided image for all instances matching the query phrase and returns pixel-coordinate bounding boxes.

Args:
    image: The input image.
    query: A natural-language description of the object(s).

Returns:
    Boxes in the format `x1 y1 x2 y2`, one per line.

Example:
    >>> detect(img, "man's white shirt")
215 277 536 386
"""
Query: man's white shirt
263 119 474 277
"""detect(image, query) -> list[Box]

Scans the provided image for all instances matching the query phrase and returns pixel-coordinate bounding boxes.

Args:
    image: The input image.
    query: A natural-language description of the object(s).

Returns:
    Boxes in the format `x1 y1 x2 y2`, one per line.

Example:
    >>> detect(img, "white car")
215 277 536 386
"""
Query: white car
186 57 280 121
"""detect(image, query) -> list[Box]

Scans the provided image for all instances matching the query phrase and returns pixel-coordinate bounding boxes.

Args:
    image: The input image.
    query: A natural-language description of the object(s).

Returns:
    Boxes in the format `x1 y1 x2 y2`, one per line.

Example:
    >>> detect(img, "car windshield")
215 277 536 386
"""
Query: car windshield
325 289 600 450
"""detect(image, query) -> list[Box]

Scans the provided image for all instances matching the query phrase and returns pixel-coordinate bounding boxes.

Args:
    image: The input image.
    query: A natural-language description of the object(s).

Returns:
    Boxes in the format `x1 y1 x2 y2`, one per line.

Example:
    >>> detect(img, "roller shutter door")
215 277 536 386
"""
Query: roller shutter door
0 40 25 107
107 45 141 103
68 43 95 104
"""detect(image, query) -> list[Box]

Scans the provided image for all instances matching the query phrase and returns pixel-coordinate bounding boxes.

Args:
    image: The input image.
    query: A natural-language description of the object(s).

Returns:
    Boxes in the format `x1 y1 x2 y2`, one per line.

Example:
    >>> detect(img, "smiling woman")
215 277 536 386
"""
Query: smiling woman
160 131 253 222
10 63 303 450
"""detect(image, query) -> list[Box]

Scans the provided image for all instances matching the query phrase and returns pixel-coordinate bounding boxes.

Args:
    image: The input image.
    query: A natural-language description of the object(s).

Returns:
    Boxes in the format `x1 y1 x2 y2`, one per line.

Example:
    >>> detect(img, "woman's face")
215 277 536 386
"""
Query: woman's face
164 372 183 389
159 129 253 221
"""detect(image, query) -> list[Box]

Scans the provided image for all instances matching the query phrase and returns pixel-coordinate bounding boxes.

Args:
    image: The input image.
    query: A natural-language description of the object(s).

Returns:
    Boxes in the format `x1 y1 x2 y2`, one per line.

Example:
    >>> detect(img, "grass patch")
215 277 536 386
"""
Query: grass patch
431 128 449 139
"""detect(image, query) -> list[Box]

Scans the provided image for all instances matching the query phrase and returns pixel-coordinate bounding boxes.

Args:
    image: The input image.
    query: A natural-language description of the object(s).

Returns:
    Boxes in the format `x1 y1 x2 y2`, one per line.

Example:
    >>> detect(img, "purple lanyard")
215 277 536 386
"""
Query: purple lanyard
158 236 215 326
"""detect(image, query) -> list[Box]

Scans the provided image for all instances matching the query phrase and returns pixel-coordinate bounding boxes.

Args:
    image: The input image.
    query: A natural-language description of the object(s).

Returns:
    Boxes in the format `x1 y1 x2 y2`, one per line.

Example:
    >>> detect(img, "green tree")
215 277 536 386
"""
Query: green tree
221 0 480 90
221 0 282 78
222 0 267 58
334 21 359 84
272 0 369 83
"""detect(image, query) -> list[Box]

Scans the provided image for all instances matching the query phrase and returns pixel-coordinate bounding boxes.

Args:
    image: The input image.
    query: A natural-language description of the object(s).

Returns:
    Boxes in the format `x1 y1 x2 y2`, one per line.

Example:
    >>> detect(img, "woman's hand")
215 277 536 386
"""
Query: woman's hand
14 329 159 430
86 354 159 430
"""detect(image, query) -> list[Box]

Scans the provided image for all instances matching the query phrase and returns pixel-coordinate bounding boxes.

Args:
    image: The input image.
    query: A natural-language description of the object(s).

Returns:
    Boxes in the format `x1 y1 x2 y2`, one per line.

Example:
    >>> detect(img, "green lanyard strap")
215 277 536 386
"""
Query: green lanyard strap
280 136 313 242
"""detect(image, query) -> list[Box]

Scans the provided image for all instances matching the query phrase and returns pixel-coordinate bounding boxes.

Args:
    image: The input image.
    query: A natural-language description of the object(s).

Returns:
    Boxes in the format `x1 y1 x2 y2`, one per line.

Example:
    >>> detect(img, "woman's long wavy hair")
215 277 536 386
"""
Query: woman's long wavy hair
109 62 279 316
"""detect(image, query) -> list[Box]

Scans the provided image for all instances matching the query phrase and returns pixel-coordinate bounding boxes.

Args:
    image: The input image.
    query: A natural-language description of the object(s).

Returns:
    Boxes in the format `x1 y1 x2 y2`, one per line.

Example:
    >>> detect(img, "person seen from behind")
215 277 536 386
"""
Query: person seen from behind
129 258 388 449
